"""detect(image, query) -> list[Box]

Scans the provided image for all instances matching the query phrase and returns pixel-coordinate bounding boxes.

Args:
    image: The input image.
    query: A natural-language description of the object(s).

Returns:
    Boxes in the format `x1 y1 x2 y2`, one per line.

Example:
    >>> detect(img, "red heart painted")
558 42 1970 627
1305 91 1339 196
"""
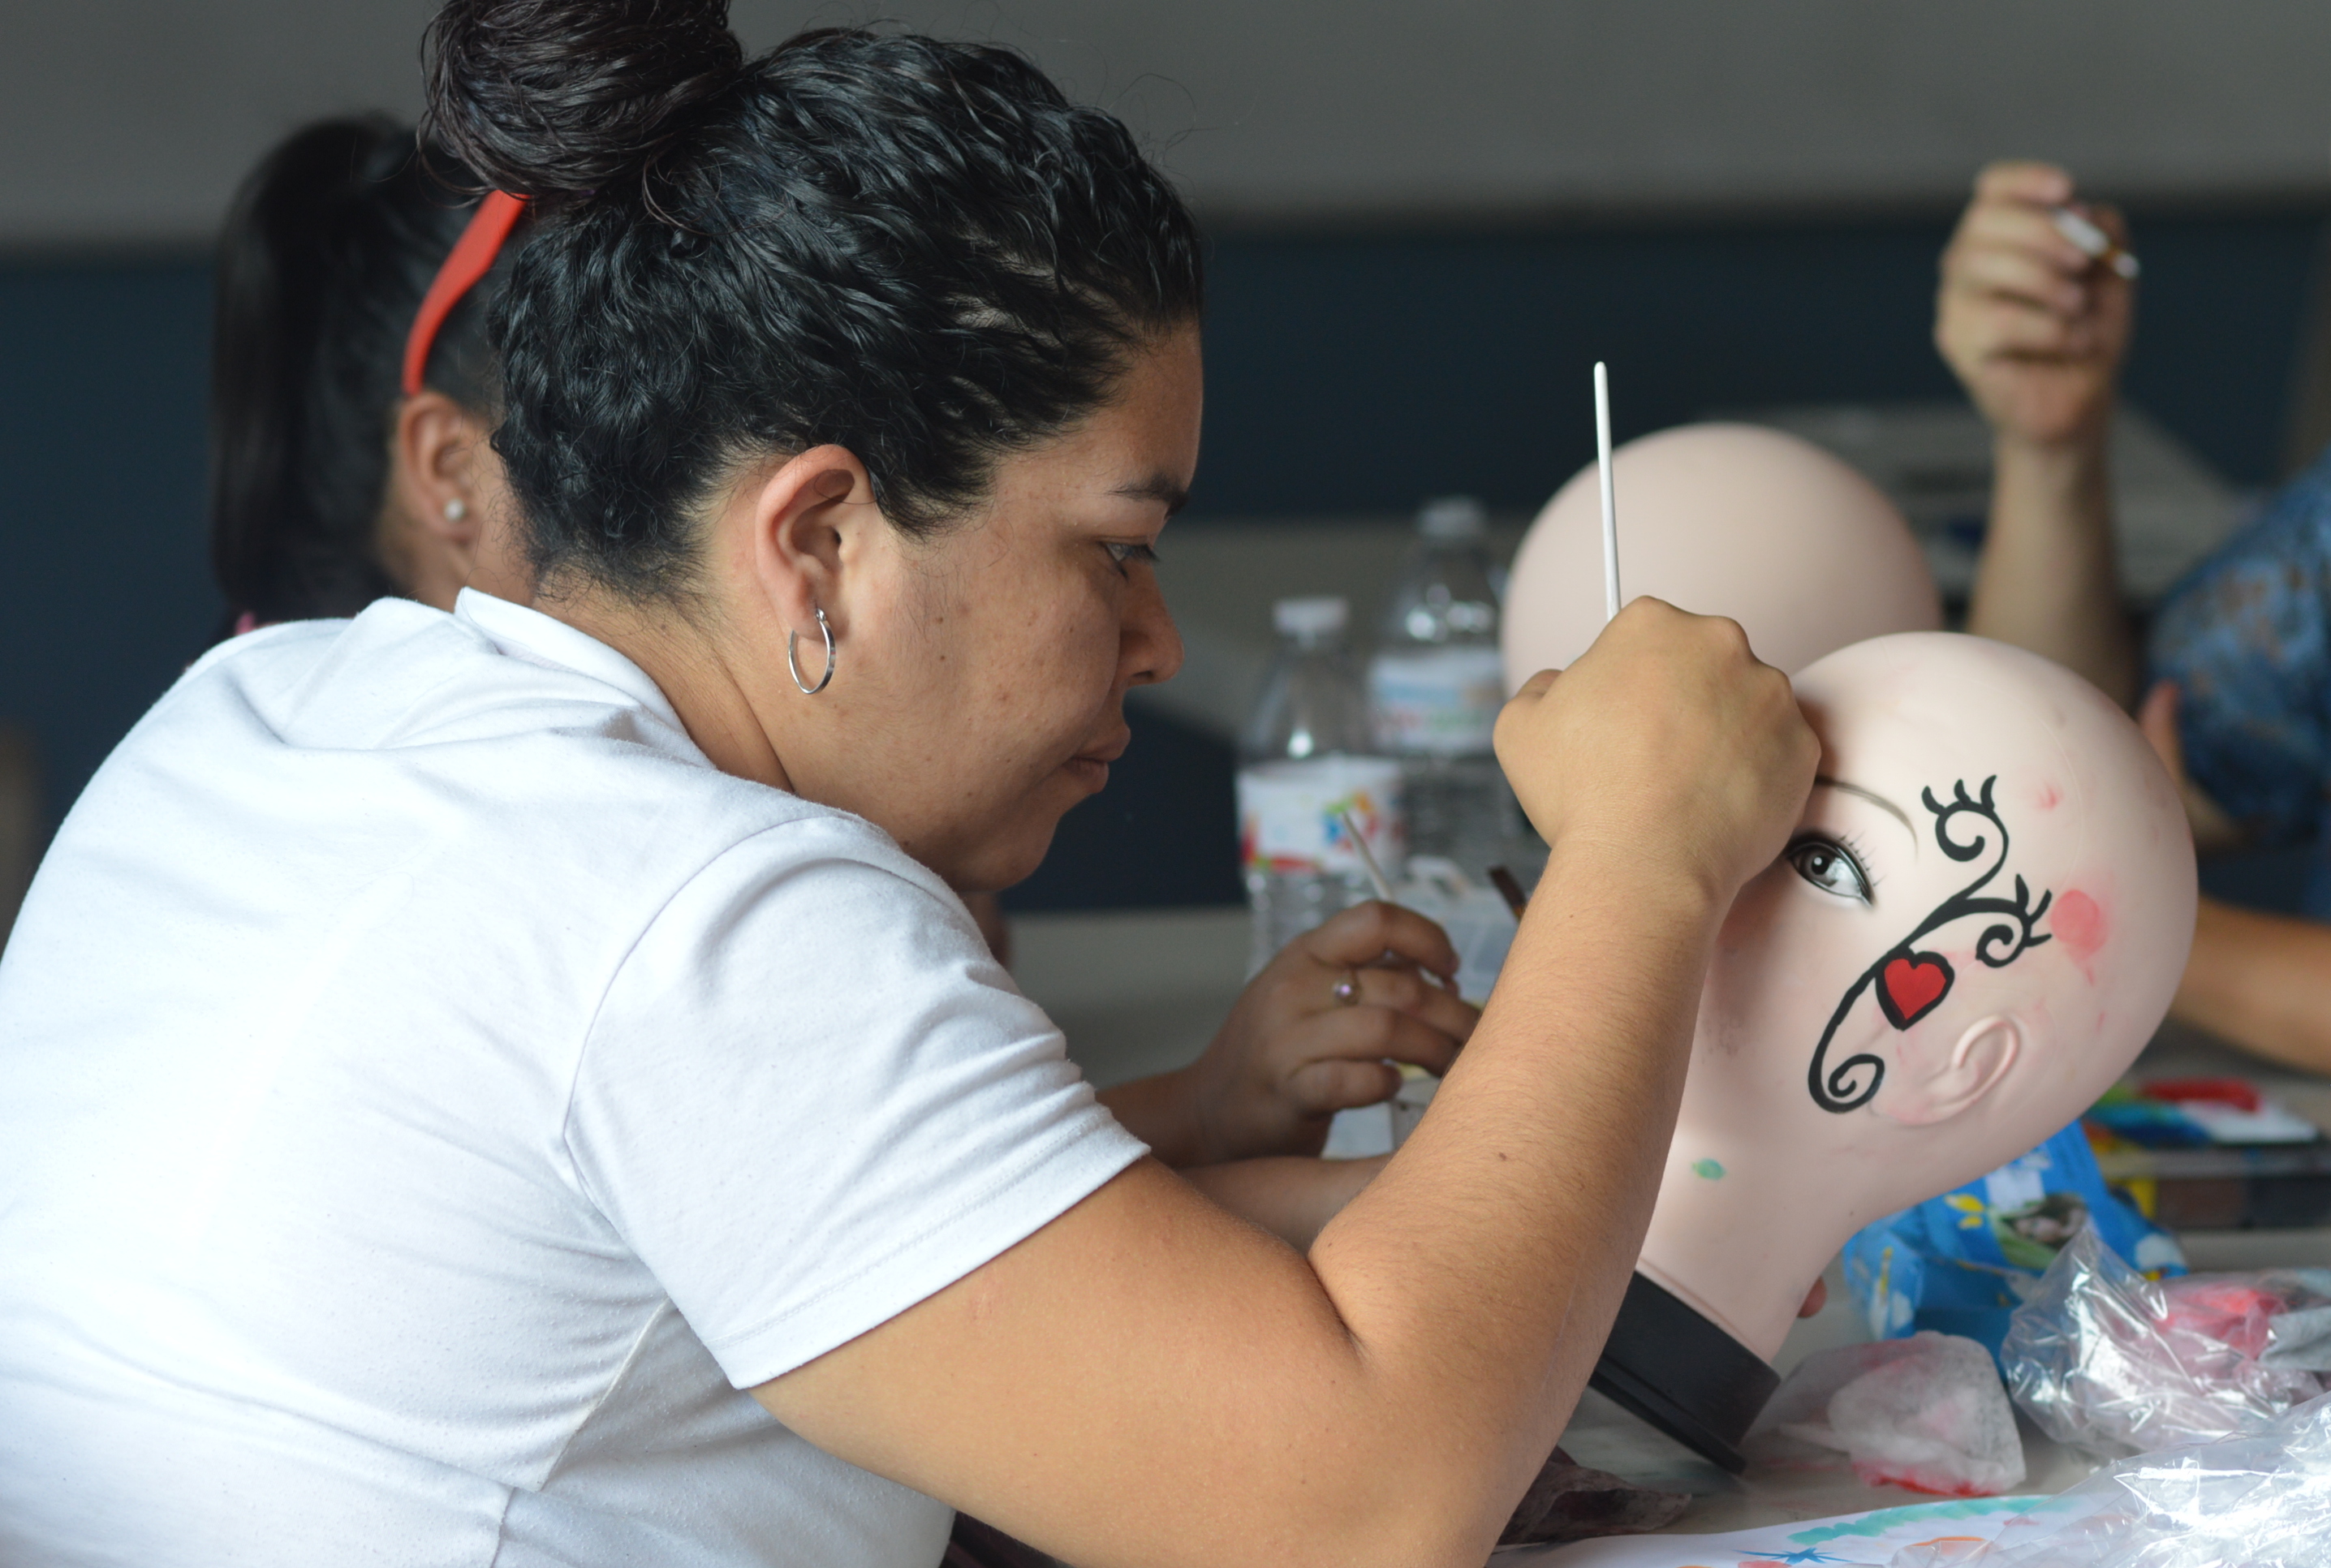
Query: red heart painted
1879 951 1954 1029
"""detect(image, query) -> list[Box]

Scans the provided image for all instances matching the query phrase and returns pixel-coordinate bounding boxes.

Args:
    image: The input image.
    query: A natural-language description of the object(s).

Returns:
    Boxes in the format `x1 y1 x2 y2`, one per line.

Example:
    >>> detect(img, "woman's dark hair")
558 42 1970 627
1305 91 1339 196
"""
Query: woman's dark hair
421 0 1204 598
209 117 511 624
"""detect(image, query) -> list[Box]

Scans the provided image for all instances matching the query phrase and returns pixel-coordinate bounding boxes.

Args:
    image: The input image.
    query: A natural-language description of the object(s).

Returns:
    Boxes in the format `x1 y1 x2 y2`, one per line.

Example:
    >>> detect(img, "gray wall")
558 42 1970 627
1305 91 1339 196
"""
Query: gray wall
7 1 2331 248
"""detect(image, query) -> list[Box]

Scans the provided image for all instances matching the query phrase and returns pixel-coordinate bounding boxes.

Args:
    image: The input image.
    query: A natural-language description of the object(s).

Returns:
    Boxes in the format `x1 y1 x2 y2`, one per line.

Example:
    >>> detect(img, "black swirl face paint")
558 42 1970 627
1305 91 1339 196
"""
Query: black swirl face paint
1807 777 2054 1114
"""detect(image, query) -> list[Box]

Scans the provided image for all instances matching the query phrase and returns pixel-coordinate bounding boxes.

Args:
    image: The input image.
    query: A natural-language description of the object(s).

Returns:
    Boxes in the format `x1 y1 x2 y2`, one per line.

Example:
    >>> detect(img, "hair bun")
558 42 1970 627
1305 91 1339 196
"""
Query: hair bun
422 0 743 201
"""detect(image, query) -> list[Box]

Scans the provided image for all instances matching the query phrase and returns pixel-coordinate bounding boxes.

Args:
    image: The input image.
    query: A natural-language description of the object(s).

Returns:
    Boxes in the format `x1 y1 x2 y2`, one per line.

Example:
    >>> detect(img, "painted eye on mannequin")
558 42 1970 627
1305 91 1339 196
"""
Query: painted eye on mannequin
1786 834 1873 904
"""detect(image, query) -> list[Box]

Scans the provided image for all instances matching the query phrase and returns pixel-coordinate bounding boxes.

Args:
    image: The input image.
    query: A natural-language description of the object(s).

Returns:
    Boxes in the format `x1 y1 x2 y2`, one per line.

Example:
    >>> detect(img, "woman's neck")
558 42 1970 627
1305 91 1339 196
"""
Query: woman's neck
537 581 795 794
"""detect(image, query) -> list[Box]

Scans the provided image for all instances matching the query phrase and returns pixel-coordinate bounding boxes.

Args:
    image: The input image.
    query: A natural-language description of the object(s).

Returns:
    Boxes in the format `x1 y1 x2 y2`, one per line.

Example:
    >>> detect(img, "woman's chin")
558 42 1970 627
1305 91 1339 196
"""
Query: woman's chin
936 765 1101 894
947 816 1068 896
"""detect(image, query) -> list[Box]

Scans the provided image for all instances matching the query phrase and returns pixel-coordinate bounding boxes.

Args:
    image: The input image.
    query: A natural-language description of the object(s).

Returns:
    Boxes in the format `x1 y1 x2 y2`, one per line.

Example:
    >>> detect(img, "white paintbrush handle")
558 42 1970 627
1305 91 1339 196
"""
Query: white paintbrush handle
1595 361 1620 622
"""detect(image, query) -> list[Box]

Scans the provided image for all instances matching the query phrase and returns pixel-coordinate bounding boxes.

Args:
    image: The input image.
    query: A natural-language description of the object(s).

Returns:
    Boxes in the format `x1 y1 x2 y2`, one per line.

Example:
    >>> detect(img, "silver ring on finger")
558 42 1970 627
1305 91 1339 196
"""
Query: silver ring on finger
1331 969 1362 1007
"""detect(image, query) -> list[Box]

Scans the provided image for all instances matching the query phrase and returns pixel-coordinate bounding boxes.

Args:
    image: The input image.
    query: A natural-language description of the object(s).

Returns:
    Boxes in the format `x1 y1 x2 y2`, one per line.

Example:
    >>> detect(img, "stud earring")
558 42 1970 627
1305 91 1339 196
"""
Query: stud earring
443 498 467 523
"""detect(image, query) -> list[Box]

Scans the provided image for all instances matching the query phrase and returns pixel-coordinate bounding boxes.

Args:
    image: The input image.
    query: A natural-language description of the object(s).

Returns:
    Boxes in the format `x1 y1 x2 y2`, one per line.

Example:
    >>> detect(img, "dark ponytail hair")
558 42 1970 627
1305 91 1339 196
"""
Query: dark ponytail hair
208 117 513 626
420 0 1204 600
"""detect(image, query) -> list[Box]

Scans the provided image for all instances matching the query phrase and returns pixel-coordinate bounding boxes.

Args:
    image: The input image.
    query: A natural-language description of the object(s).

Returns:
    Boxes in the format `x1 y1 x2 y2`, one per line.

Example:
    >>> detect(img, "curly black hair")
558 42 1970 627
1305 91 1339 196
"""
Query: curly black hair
420 0 1205 599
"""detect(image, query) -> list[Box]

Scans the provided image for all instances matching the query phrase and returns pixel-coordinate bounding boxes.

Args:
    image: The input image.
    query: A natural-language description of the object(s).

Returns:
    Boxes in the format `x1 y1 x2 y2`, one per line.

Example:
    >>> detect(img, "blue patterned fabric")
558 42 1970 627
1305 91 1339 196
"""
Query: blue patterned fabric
1843 1121 2183 1363
2149 446 2331 915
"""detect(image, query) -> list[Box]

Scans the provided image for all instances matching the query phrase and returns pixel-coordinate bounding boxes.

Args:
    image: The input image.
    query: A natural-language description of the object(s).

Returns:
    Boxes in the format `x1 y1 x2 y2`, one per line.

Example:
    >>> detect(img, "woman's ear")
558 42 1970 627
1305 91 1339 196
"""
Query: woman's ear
1879 1014 2022 1127
739 444 881 640
381 391 495 611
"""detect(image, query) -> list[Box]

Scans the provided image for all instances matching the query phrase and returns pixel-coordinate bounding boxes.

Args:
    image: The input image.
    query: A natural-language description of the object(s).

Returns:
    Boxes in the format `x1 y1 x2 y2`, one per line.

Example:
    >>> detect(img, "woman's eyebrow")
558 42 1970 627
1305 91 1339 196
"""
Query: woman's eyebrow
1814 775 1913 837
1109 473 1189 516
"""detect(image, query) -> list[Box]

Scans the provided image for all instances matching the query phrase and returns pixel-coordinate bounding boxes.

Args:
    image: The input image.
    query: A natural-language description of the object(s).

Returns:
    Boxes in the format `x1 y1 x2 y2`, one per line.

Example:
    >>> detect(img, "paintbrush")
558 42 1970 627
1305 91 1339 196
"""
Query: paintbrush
2052 205 2140 282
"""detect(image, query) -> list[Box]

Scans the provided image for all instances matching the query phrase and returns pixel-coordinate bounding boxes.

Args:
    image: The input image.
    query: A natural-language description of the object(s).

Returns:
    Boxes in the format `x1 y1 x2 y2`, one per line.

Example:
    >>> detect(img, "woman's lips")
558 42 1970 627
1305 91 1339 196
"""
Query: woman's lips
1064 730 1131 790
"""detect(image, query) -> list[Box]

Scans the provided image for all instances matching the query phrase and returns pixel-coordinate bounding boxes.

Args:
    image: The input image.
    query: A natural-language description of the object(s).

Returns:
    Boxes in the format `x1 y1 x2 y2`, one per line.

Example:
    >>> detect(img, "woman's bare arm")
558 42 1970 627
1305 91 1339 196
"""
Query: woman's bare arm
749 603 1816 1568
1179 1155 1386 1250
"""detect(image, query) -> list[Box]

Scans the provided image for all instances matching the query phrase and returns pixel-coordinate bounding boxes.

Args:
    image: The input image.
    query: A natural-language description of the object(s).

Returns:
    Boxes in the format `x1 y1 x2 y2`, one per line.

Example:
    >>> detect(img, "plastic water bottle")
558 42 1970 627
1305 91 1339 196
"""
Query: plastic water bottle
1237 597 1407 974
1368 497 1519 876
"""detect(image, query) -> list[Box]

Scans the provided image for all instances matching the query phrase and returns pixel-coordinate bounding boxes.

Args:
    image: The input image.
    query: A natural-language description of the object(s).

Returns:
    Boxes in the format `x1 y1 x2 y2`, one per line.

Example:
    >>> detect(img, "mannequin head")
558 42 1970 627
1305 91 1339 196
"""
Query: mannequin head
1640 633 2195 1359
1502 424 1940 686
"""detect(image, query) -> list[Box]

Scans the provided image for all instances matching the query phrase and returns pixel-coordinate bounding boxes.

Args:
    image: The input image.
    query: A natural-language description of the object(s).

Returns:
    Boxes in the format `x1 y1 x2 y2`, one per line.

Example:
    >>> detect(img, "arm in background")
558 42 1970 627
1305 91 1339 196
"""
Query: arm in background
2139 681 2331 1076
1937 160 2139 706
2175 899 2331 1077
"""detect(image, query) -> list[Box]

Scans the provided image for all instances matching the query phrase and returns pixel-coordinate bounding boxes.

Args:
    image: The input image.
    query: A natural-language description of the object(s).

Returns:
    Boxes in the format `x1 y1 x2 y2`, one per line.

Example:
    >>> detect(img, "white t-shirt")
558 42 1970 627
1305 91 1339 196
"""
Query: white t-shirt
0 591 1146 1567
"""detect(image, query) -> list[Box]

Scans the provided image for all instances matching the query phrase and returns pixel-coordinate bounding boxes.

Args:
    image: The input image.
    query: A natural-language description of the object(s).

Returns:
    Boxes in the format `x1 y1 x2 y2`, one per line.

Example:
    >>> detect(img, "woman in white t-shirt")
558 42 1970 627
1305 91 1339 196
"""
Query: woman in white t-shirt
205 110 1438 1183
0 6 1818 1566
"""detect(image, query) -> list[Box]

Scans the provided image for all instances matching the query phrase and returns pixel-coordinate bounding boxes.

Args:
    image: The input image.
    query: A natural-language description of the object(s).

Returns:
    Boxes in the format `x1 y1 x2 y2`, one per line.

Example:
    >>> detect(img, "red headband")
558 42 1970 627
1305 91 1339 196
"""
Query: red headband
399 190 528 398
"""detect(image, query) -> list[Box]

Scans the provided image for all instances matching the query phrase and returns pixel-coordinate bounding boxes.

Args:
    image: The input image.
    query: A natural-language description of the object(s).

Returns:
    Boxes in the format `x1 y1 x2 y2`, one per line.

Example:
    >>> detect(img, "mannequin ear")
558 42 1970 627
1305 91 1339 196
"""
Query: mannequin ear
1881 1014 2022 1127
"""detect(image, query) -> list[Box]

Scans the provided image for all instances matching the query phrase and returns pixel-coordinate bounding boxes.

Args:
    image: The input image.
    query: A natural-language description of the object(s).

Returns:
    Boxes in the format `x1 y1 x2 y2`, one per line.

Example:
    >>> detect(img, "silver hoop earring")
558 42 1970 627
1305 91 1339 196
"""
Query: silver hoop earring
788 605 835 696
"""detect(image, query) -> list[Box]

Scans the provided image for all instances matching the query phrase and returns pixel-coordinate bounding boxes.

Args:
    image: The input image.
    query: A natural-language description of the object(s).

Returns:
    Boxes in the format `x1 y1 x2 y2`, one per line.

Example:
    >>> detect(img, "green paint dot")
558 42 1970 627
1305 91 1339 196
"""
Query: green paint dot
1691 1158 1726 1180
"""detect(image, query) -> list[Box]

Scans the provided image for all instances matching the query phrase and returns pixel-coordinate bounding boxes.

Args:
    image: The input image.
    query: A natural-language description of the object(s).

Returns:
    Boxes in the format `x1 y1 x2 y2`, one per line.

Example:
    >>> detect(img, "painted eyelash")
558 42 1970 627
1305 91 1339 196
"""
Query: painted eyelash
1830 829 1880 895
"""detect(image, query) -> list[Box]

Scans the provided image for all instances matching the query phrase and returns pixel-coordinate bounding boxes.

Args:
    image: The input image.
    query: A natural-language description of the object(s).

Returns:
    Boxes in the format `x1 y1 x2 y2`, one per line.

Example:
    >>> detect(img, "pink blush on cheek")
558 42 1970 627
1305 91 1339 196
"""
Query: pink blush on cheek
2052 889 2107 963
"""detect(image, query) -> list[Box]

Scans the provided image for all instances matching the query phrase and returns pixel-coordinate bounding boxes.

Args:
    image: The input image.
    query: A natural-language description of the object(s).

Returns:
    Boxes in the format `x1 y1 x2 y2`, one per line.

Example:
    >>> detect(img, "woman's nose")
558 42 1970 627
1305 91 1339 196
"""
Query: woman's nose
1123 572 1184 688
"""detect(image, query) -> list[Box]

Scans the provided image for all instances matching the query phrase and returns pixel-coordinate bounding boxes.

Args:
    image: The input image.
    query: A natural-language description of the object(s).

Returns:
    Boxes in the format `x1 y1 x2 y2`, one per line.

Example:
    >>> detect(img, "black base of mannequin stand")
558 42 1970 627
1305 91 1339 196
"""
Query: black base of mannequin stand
1588 1272 1779 1475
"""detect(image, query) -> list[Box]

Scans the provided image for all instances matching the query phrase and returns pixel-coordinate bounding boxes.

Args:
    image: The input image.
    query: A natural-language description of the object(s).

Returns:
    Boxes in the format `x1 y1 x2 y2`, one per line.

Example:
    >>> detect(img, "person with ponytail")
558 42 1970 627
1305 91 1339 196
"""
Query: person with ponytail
0 6 1816 1566
209 114 531 630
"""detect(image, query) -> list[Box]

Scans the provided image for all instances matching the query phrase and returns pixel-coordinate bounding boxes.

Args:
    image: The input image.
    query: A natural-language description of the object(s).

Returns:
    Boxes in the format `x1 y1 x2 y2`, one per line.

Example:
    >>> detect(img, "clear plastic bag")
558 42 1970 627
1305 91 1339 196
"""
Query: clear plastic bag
1846 1120 2184 1359
2001 1225 2324 1460
1885 1391 2331 1566
1746 1330 2026 1496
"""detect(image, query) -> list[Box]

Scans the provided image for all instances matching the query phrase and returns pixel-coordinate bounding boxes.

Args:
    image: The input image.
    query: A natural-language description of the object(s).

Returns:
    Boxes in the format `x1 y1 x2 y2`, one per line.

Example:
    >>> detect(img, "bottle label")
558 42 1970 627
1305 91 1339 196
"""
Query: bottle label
1369 647 1506 756
1237 757 1406 877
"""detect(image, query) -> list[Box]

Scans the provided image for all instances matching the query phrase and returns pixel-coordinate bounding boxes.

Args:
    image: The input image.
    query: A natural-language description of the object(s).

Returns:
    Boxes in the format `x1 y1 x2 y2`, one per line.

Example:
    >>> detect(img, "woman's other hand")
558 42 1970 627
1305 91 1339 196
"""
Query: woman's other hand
1103 901 1479 1166
1196 902 1480 1162
1936 161 2133 452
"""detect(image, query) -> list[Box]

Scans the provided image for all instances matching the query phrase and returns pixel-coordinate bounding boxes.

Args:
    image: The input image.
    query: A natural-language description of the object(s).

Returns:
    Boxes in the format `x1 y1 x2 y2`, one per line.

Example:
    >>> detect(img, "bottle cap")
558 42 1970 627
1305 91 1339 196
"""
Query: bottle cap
1273 596 1349 636
1419 495 1488 541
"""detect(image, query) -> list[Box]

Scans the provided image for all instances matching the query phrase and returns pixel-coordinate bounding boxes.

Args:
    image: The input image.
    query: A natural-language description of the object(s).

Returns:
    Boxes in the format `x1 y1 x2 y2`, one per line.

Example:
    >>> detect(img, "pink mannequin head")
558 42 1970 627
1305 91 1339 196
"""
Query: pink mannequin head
1640 633 2195 1360
1502 424 1941 687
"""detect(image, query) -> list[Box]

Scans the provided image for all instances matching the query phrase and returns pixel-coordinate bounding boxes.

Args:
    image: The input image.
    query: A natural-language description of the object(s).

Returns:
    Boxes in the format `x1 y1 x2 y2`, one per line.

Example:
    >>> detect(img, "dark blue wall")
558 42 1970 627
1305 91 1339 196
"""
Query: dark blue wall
2 209 2322 910
1193 212 2322 517
0 261 215 833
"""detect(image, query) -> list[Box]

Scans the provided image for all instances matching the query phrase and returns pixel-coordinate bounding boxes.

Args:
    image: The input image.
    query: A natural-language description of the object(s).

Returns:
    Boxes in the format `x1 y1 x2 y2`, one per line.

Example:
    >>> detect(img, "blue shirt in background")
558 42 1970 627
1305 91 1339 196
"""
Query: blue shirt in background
2150 444 2331 916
